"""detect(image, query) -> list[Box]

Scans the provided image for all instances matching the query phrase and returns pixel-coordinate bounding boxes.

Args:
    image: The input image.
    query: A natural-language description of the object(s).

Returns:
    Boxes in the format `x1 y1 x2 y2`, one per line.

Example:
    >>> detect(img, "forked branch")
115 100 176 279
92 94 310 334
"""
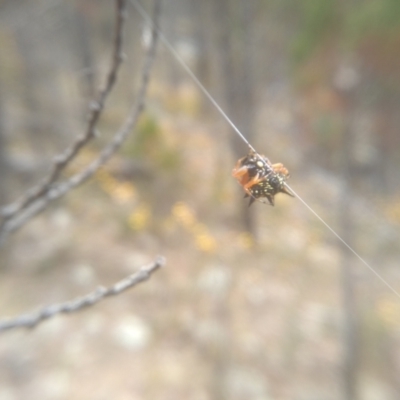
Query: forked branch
0 0 161 245
1 0 126 221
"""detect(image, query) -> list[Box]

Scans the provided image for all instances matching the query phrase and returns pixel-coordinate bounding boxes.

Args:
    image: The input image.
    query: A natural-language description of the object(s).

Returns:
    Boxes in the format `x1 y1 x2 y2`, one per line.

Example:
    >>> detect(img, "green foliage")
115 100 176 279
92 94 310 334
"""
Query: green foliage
291 0 337 65
124 112 181 171
347 0 400 40
314 113 341 143
291 0 400 65
128 113 160 158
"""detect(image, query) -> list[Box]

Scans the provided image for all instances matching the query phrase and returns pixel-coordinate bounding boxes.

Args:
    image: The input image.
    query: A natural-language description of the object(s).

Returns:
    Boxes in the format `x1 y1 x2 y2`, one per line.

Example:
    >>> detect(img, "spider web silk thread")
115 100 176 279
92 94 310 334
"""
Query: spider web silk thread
130 0 256 152
129 0 400 300
287 184 400 299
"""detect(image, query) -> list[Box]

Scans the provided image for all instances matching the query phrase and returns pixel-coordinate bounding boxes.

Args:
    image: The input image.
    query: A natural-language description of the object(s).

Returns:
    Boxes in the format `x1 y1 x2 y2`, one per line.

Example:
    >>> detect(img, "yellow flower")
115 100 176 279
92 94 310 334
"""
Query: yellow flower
129 204 151 231
111 182 136 203
96 169 117 193
384 200 400 224
171 202 218 252
377 298 400 328
172 202 196 227
237 232 254 250
195 233 217 253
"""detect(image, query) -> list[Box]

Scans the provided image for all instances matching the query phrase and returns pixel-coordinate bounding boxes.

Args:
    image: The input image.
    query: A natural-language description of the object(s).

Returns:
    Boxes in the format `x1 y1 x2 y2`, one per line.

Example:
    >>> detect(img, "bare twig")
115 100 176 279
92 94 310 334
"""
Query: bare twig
0 0 161 244
0 256 165 333
1 0 126 222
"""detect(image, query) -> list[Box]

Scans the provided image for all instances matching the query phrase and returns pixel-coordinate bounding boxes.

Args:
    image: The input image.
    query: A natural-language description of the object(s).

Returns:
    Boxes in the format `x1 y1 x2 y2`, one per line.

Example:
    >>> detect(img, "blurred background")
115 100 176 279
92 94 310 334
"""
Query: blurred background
1 0 400 399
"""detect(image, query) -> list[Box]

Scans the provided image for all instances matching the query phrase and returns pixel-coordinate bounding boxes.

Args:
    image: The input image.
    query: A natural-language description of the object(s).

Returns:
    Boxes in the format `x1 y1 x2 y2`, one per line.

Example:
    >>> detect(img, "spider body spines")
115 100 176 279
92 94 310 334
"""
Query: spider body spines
232 150 293 206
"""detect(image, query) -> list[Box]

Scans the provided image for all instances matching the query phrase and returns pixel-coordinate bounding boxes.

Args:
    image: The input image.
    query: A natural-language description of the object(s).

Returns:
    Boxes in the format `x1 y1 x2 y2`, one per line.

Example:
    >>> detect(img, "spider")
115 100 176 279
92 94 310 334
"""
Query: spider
232 150 293 206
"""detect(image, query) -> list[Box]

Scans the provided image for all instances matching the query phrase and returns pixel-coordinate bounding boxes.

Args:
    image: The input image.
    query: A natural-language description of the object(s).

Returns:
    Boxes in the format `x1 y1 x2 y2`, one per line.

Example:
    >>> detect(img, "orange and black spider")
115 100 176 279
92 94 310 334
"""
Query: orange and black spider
232 151 293 206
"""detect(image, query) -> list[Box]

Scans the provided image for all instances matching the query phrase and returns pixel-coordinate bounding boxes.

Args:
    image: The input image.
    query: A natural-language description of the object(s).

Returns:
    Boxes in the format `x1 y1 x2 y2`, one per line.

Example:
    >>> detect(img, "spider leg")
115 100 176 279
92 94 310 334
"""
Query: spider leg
232 165 246 178
232 165 249 181
243 175 264 190
232 165 254 189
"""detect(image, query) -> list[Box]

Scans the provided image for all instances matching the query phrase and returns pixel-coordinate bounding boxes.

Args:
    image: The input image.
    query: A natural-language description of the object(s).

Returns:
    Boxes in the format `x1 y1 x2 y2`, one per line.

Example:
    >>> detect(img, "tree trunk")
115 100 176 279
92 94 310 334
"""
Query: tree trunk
0 51 8 206
214 0 257 235
339 109 359 400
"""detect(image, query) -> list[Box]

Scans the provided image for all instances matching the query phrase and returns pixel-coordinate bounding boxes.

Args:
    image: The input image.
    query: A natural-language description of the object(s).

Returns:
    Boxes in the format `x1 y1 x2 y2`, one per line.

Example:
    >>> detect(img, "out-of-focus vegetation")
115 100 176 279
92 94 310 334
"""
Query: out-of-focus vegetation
1 0 400 399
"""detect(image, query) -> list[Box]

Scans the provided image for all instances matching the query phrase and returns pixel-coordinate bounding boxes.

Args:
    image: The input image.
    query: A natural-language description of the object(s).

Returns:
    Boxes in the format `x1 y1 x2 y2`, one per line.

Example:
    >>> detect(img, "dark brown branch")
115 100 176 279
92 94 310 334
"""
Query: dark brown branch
0 0 126 222
0 256 165 333
0 0 161 244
